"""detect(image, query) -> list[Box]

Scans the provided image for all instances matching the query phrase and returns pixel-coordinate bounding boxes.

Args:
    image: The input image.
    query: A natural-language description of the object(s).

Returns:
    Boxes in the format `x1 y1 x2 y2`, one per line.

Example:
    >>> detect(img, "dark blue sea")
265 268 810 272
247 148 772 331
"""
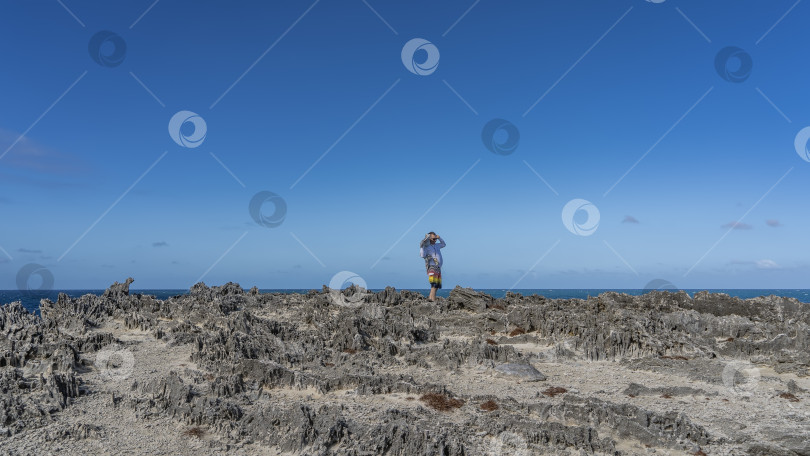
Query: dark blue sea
2 288 809 315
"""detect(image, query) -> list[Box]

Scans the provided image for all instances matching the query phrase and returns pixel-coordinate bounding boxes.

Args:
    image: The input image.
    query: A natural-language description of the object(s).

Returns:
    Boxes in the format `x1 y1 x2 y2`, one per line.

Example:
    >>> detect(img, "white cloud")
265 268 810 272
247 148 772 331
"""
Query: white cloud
756 259 779 269
0 128 86 175
727 259 781 270
722 221 753 230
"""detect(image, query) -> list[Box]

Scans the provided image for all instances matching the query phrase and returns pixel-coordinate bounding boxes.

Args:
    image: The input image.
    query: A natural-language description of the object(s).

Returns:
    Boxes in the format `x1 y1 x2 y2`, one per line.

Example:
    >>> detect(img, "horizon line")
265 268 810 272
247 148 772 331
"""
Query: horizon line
3 287 809 291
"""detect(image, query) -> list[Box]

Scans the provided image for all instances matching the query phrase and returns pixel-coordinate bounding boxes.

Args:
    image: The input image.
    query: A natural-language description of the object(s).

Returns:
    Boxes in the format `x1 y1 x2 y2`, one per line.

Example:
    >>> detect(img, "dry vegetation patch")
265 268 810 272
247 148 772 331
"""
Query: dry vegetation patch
541 387 567 397
420 393 464 411
779 392 800 402
508 327 526 337
480 400 499 411
183 427 205 438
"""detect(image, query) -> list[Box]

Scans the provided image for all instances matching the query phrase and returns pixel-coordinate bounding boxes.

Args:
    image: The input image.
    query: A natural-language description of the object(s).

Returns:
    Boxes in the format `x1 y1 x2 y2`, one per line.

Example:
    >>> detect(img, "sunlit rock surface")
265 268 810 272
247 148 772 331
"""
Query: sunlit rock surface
0 280 808 455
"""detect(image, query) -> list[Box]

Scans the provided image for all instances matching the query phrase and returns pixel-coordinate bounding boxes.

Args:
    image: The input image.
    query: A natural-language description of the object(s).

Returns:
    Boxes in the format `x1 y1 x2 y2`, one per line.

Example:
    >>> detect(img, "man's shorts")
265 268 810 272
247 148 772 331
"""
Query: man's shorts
427 265 442 289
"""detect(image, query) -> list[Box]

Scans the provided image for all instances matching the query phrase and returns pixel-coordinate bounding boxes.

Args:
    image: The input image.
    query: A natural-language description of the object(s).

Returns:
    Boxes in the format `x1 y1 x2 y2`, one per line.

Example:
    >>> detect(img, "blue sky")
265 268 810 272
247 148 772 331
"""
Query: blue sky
1 0 808 291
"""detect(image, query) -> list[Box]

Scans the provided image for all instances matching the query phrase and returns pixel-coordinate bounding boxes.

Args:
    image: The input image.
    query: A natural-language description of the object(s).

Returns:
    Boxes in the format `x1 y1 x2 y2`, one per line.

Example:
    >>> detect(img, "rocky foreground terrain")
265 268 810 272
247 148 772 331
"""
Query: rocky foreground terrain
0 280 808 455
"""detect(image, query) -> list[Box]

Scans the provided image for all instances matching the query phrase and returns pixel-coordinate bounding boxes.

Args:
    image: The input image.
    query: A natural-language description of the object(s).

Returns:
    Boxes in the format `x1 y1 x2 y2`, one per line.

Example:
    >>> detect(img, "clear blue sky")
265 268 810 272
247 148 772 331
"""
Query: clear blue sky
1 0 808 290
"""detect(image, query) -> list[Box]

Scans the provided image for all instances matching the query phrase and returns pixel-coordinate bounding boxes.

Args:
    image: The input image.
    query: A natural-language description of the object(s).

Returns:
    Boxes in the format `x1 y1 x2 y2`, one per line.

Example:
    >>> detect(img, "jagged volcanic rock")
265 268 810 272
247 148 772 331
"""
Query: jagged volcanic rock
0 281 808 455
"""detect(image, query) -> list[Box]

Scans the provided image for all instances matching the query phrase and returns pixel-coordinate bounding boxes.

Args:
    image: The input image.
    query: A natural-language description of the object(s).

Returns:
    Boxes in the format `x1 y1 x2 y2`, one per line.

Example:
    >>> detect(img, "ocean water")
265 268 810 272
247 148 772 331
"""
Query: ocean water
2 288 809 315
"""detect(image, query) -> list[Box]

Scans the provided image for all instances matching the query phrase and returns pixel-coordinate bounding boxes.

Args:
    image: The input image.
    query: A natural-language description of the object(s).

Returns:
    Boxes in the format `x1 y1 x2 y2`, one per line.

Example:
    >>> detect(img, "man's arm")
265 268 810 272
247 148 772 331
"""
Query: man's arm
420 246 427 258
436 237 446 248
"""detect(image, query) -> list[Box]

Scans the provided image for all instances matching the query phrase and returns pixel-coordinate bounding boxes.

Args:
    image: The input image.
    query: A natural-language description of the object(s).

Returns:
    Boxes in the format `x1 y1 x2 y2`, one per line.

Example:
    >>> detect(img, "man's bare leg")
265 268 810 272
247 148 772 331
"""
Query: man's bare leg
429 287 436 301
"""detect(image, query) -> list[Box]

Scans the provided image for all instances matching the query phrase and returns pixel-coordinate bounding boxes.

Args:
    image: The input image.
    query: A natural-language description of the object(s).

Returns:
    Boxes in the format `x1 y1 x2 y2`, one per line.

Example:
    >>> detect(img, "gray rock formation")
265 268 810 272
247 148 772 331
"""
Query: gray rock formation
0 280 808 455
494 363 547 381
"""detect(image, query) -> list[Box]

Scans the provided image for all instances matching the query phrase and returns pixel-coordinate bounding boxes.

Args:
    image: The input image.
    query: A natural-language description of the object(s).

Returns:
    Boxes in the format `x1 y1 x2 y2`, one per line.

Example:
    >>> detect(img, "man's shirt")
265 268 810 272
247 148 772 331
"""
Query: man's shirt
420 238 446 267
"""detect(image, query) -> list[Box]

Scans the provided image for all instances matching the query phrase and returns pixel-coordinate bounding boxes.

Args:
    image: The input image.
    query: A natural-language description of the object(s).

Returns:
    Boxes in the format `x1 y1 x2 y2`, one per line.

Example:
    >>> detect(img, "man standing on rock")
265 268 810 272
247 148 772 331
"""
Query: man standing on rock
420 232 445 301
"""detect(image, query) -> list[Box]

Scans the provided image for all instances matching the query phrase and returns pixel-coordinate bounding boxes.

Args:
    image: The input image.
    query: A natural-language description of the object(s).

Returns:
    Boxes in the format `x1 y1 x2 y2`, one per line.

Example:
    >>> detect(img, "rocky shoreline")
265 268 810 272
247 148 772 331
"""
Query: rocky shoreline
0 279 808 455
